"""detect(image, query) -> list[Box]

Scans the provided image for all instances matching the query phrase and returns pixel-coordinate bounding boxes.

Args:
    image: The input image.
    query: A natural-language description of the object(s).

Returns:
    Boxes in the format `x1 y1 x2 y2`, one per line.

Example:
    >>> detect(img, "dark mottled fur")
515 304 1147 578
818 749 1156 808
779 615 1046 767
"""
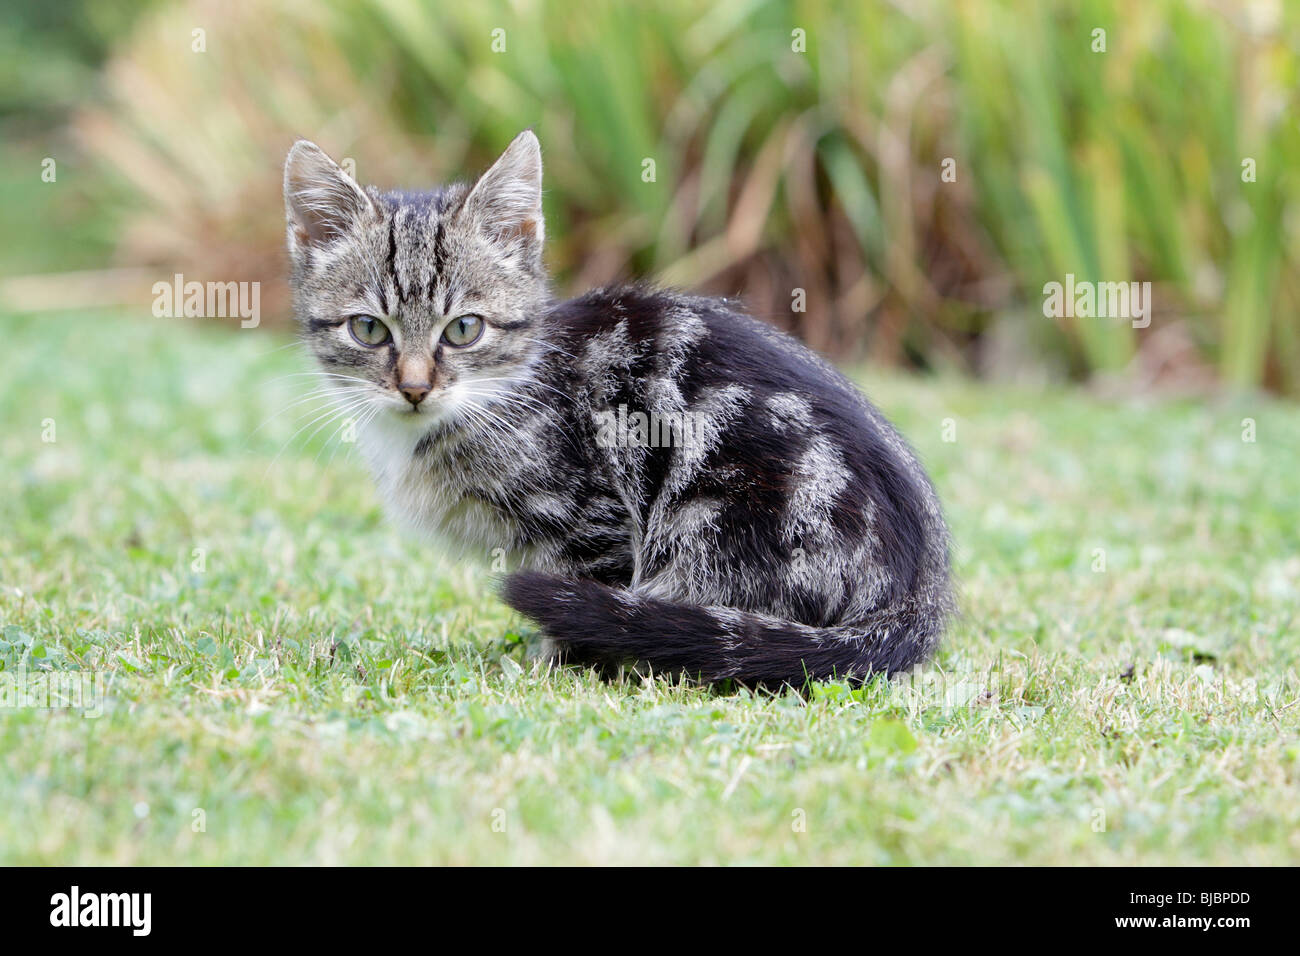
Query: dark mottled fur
284 131 953 688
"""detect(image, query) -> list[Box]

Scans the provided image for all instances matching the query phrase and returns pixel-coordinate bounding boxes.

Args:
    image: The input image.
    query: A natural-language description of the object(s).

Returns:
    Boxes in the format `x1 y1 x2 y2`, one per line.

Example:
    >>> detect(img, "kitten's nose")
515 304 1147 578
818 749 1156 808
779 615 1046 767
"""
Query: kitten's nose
399 382 431 406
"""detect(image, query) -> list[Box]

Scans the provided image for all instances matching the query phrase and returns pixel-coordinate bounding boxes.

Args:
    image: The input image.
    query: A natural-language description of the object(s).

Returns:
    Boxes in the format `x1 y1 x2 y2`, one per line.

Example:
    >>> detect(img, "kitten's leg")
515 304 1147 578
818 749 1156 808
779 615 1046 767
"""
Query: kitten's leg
535 636 561 663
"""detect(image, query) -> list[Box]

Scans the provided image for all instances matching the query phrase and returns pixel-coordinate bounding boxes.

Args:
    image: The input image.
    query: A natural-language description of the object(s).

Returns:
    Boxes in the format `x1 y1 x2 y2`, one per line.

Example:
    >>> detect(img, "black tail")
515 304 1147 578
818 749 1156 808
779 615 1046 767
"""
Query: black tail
501 570 942 687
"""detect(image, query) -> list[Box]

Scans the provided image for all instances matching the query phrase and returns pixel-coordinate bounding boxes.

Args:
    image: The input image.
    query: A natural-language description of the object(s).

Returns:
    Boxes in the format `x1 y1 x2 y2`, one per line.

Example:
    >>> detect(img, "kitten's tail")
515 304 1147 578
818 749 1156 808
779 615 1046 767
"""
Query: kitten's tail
501 570 944 686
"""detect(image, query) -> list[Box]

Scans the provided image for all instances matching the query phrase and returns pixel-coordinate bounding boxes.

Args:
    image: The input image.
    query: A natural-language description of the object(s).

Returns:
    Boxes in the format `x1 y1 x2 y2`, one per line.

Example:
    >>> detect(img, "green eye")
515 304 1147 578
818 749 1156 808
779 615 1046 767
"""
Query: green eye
348 315 391 347
442 315 484 347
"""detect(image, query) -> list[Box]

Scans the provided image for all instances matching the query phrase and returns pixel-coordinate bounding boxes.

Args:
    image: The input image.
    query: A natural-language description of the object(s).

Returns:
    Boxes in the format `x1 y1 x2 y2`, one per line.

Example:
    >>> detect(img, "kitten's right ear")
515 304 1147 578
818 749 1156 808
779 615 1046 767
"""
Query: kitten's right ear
283 140 374 255
459 130 544 262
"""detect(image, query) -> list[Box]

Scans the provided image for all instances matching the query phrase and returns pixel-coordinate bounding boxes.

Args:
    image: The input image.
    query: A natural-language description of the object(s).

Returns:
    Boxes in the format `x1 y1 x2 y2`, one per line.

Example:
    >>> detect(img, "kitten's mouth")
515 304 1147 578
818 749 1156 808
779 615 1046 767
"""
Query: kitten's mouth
390 392 432 414
388 394 451 425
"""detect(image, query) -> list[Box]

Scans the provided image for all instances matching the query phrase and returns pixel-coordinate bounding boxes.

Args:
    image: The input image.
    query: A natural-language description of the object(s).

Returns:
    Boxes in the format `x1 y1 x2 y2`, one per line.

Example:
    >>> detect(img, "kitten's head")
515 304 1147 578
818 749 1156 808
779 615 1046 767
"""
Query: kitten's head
283 131 549 426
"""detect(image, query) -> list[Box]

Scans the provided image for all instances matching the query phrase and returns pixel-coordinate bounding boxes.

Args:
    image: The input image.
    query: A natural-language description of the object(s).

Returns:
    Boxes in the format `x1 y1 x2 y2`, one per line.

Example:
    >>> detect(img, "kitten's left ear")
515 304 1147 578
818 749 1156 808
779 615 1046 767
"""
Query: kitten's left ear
460 130 544 263
283 140 374 258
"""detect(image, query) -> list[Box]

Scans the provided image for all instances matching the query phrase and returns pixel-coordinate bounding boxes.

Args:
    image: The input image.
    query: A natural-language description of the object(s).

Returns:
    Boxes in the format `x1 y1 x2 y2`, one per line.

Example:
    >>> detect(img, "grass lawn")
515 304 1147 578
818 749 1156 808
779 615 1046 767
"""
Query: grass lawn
2 307 1298 865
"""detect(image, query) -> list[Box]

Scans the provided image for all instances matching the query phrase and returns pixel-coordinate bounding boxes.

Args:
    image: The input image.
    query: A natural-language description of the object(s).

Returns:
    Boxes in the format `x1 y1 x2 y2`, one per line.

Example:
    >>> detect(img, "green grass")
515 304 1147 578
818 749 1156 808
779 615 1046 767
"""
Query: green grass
2 308 1298 865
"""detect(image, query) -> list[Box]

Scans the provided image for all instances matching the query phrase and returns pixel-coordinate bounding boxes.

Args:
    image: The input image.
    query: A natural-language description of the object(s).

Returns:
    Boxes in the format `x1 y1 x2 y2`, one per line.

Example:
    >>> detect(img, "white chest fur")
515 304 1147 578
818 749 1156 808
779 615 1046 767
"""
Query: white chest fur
357 412 518 556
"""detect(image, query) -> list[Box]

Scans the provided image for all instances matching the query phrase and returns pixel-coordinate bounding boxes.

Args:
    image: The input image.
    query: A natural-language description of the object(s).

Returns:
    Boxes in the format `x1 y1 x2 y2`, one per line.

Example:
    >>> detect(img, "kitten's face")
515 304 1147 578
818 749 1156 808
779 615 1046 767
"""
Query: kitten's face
283 132 549 429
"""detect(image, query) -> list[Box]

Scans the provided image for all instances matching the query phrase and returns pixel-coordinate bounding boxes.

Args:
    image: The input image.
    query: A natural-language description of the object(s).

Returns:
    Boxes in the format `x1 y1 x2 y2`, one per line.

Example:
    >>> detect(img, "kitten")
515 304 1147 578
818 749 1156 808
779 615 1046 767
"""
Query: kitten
283 130 953 686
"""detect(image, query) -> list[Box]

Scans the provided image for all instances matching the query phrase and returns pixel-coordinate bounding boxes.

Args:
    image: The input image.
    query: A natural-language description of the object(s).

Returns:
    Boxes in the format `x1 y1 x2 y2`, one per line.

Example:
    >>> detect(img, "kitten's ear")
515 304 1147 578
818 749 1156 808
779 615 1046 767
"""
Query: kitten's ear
460 130 544 260
283 140 374 255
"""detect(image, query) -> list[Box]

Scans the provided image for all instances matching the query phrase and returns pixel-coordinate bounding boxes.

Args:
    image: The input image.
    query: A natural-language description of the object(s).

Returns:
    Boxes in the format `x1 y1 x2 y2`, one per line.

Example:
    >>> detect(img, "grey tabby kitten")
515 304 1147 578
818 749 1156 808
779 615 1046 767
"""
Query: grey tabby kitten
283 130 952 686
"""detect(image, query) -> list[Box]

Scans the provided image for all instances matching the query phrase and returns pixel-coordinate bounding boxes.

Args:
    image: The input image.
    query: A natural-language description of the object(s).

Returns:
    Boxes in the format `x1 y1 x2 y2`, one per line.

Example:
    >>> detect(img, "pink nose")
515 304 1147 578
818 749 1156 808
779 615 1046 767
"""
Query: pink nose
399 382 431 406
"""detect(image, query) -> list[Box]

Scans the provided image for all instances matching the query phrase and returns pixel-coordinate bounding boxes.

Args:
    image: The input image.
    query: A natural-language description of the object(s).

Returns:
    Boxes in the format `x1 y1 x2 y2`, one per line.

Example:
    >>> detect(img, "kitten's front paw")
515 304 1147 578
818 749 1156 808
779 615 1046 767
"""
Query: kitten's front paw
530 636 562 664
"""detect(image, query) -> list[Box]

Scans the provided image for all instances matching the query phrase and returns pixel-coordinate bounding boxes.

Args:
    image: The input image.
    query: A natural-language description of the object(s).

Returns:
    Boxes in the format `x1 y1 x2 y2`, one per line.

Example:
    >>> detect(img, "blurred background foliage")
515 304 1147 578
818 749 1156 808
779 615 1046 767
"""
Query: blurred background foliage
1 0 1297 394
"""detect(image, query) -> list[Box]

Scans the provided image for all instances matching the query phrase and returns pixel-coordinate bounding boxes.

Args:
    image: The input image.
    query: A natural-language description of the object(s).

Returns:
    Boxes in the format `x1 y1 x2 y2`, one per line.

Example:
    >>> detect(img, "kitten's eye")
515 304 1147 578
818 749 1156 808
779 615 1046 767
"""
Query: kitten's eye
442 315 484 347
348 315 391 347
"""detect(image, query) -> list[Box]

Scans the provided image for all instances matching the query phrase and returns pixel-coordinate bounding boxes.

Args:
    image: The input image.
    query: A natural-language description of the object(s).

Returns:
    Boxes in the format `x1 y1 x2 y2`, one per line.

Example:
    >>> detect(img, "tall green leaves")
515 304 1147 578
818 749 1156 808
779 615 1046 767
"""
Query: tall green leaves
77 0 1300 393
